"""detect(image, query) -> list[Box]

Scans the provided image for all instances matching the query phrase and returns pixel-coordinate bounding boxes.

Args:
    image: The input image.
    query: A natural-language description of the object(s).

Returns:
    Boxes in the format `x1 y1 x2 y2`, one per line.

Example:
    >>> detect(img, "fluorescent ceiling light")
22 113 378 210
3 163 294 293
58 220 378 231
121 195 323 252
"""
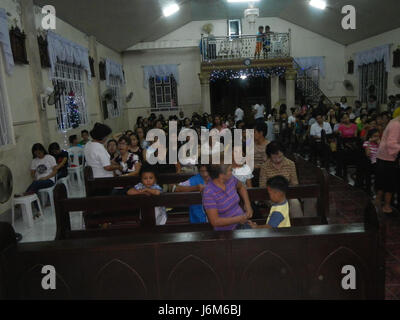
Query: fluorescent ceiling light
163 3 180 17
309 0 326 10
227 0 260 3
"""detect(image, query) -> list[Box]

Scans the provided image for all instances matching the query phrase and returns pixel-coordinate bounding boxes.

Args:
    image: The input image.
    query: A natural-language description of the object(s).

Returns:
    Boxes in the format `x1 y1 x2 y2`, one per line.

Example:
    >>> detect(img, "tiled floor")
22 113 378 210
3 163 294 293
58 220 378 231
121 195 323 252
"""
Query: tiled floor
12 160 400 299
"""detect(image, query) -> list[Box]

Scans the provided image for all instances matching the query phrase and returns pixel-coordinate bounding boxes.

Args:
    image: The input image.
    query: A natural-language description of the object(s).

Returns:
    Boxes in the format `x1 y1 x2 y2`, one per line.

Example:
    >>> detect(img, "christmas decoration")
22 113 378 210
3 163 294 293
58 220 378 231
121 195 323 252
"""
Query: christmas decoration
209 67 286 83
65 91 81 129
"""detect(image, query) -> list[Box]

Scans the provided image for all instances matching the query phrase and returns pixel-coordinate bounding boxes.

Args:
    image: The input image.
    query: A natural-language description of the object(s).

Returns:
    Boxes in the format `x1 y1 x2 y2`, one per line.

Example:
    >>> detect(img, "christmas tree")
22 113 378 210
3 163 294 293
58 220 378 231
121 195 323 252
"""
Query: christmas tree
65 91 81 129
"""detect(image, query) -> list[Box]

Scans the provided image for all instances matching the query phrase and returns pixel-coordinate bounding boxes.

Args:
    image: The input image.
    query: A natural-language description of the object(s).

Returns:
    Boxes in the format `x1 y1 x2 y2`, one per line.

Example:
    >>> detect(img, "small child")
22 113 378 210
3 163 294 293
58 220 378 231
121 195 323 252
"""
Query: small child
127 165 167 225
363 128 380 165
263 25 272 59
255 26 264 59
250 175 291 229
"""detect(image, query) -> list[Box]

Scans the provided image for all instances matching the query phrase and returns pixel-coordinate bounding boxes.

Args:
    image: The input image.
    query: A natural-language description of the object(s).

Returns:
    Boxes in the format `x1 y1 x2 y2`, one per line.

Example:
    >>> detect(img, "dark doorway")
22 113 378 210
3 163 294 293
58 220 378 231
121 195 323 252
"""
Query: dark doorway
210 77 271 123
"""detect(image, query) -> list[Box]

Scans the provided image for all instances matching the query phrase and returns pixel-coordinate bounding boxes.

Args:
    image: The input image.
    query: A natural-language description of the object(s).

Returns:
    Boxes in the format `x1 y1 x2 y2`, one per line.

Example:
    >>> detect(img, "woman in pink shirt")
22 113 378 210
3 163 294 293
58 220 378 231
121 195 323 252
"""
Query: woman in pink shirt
338 113 357 138
375 116 400 214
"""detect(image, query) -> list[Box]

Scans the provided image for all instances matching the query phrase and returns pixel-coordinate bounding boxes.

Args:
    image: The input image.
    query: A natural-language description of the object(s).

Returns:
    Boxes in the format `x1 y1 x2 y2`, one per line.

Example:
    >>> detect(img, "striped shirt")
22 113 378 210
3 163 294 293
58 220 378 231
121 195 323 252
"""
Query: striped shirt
259 157 298 188
202 176 244 231
363 141 379 164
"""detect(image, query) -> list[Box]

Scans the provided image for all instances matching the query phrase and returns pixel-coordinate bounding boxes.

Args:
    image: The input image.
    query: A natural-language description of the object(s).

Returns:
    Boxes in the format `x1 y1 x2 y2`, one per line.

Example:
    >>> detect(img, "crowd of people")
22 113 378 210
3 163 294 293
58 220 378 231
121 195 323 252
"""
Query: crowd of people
21 94 400 227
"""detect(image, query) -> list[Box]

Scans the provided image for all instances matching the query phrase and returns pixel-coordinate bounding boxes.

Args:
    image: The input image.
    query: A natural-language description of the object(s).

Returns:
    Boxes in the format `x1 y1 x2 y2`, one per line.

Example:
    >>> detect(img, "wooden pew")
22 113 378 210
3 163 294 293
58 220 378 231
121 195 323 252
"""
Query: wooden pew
54 167 330 240
0 200 385 299
84 166 194 197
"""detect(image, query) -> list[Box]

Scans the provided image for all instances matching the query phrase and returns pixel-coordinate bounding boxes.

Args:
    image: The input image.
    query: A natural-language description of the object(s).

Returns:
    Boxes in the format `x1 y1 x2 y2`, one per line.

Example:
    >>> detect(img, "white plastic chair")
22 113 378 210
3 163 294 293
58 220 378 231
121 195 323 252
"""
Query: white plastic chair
11 194 43 228
38 185 56 216
57 175 70 198
67 147 85 189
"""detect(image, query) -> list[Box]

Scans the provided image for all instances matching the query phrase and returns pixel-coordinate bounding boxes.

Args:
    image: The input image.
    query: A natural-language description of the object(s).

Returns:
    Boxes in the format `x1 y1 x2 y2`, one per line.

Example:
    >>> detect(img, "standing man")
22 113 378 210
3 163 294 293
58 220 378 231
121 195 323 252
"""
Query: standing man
253 103 265 124
310 114 332 169
234 106 244 123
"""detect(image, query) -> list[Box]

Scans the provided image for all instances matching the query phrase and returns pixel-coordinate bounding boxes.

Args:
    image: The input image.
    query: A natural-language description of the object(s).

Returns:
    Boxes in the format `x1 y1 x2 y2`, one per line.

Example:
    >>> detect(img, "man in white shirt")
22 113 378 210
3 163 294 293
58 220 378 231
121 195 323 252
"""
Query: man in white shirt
310 115 332 139
310 114 332 169
84 123 122 178
234 107 244 122
253 104 265 123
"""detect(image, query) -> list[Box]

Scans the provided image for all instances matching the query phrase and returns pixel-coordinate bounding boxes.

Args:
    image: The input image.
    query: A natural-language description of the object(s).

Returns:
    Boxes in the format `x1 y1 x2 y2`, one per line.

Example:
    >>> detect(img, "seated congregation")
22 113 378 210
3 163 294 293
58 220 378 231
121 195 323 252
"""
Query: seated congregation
20 96 400 231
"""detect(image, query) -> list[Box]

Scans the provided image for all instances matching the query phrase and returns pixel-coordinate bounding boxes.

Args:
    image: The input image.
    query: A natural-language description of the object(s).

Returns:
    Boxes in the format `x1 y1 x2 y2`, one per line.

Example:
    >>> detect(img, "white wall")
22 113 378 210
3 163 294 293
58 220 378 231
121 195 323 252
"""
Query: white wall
123 47 202 129
345 27 400 108
0 0 126 217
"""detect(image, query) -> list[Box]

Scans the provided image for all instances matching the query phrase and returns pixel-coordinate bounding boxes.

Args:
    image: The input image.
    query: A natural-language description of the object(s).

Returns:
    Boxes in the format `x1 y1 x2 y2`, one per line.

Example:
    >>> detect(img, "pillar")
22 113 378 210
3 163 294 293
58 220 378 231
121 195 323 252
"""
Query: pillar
20 0 50 146
285 68 297 112
270 76 280 111
199 72 211 114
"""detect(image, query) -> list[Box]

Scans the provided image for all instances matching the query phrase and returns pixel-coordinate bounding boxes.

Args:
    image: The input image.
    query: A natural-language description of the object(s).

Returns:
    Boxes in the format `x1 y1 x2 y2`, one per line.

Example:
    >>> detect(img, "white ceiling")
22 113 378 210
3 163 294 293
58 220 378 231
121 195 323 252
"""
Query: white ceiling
33 0 400 52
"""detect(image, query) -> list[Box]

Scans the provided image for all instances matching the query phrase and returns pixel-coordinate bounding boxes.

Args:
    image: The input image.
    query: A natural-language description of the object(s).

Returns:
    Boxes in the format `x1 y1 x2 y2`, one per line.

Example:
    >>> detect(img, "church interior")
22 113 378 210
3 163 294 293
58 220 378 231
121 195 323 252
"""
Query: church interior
0 0 400 301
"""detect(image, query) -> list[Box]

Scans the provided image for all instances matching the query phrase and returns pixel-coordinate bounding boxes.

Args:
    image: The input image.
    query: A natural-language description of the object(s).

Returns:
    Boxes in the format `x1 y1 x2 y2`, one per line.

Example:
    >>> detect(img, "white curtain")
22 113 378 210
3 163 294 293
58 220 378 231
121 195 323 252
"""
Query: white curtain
47 31 92 83
354 44 391 73
105 58 124 87
143 64 179 88
0 8 14 75
294 56 325 78
0 71 10 146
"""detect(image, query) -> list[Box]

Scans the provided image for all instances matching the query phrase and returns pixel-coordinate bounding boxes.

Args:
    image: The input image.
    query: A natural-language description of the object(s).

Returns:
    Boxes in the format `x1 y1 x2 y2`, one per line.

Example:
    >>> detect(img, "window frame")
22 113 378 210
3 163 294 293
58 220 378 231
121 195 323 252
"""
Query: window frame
52 61 89 132
149 75 178 112
107 75 123 118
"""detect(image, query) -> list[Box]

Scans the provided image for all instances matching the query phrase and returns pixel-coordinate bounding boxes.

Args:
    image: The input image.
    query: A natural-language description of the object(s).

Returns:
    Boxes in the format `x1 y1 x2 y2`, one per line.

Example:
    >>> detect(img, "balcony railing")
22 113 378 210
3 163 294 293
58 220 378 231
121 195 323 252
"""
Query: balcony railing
201 33 291 62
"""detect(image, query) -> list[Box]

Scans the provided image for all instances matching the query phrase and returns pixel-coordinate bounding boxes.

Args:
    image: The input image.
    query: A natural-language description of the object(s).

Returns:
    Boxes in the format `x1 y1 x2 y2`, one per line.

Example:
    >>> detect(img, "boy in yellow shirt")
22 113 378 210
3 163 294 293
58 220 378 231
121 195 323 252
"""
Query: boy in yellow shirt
250 175 291 229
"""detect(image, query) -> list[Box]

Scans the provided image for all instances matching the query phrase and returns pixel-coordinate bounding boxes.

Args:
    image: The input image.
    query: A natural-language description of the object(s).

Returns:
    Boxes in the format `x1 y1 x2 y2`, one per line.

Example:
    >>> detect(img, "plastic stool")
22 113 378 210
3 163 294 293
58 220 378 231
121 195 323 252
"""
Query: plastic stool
11 194 43 228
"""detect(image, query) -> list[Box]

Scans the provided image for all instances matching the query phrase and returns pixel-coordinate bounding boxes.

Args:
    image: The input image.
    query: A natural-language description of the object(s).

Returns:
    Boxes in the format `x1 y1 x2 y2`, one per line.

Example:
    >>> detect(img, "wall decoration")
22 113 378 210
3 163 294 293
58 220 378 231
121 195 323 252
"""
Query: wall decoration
9 26 28 64
99 61 106 80
393 48 400 68
89 56 96 77
37 35 51 68
209 67 286 83
347 59 354 74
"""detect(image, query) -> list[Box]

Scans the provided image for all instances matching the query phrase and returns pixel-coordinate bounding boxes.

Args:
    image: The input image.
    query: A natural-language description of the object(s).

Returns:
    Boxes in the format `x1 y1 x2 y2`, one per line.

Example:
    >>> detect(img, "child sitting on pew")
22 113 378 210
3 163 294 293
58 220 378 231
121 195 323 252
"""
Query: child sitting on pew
127 165 167 225
249 176 291 229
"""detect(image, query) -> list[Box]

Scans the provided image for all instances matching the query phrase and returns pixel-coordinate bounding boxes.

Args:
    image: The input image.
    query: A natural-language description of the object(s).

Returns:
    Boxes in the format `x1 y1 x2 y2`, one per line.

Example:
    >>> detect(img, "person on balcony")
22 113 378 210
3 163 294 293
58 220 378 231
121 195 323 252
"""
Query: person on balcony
263 25 274 59
254 26 264 59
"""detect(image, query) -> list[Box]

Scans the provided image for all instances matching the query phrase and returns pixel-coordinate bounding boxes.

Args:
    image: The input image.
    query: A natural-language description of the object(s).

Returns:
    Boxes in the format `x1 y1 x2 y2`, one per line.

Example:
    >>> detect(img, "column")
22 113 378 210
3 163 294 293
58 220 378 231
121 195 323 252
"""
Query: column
199 72 211 114
20 0 50 146
285 68 297 112
270 76 280 111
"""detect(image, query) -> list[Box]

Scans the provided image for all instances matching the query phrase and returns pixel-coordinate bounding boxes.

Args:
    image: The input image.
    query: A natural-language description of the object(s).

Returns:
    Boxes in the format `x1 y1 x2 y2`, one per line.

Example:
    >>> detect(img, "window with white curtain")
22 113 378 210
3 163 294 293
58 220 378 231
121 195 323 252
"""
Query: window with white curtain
52 61 88 131
0 71 11 147
107 75 123 118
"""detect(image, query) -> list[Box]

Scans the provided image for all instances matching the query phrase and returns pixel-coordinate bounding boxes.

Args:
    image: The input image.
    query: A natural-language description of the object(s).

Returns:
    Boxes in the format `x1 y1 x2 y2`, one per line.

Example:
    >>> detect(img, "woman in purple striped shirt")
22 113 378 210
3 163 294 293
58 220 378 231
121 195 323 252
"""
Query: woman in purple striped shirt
202 164 253 231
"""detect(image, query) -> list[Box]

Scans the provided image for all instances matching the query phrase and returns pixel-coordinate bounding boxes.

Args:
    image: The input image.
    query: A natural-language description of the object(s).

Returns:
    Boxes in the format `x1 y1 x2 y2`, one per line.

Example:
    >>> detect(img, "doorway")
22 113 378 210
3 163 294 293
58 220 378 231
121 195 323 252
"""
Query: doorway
210 77 271 123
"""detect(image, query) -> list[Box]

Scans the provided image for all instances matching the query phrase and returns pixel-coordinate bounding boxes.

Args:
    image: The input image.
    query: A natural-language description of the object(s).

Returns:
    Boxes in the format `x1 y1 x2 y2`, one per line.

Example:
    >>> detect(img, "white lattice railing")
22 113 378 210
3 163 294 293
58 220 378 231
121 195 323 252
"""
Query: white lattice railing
201 33 290 62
